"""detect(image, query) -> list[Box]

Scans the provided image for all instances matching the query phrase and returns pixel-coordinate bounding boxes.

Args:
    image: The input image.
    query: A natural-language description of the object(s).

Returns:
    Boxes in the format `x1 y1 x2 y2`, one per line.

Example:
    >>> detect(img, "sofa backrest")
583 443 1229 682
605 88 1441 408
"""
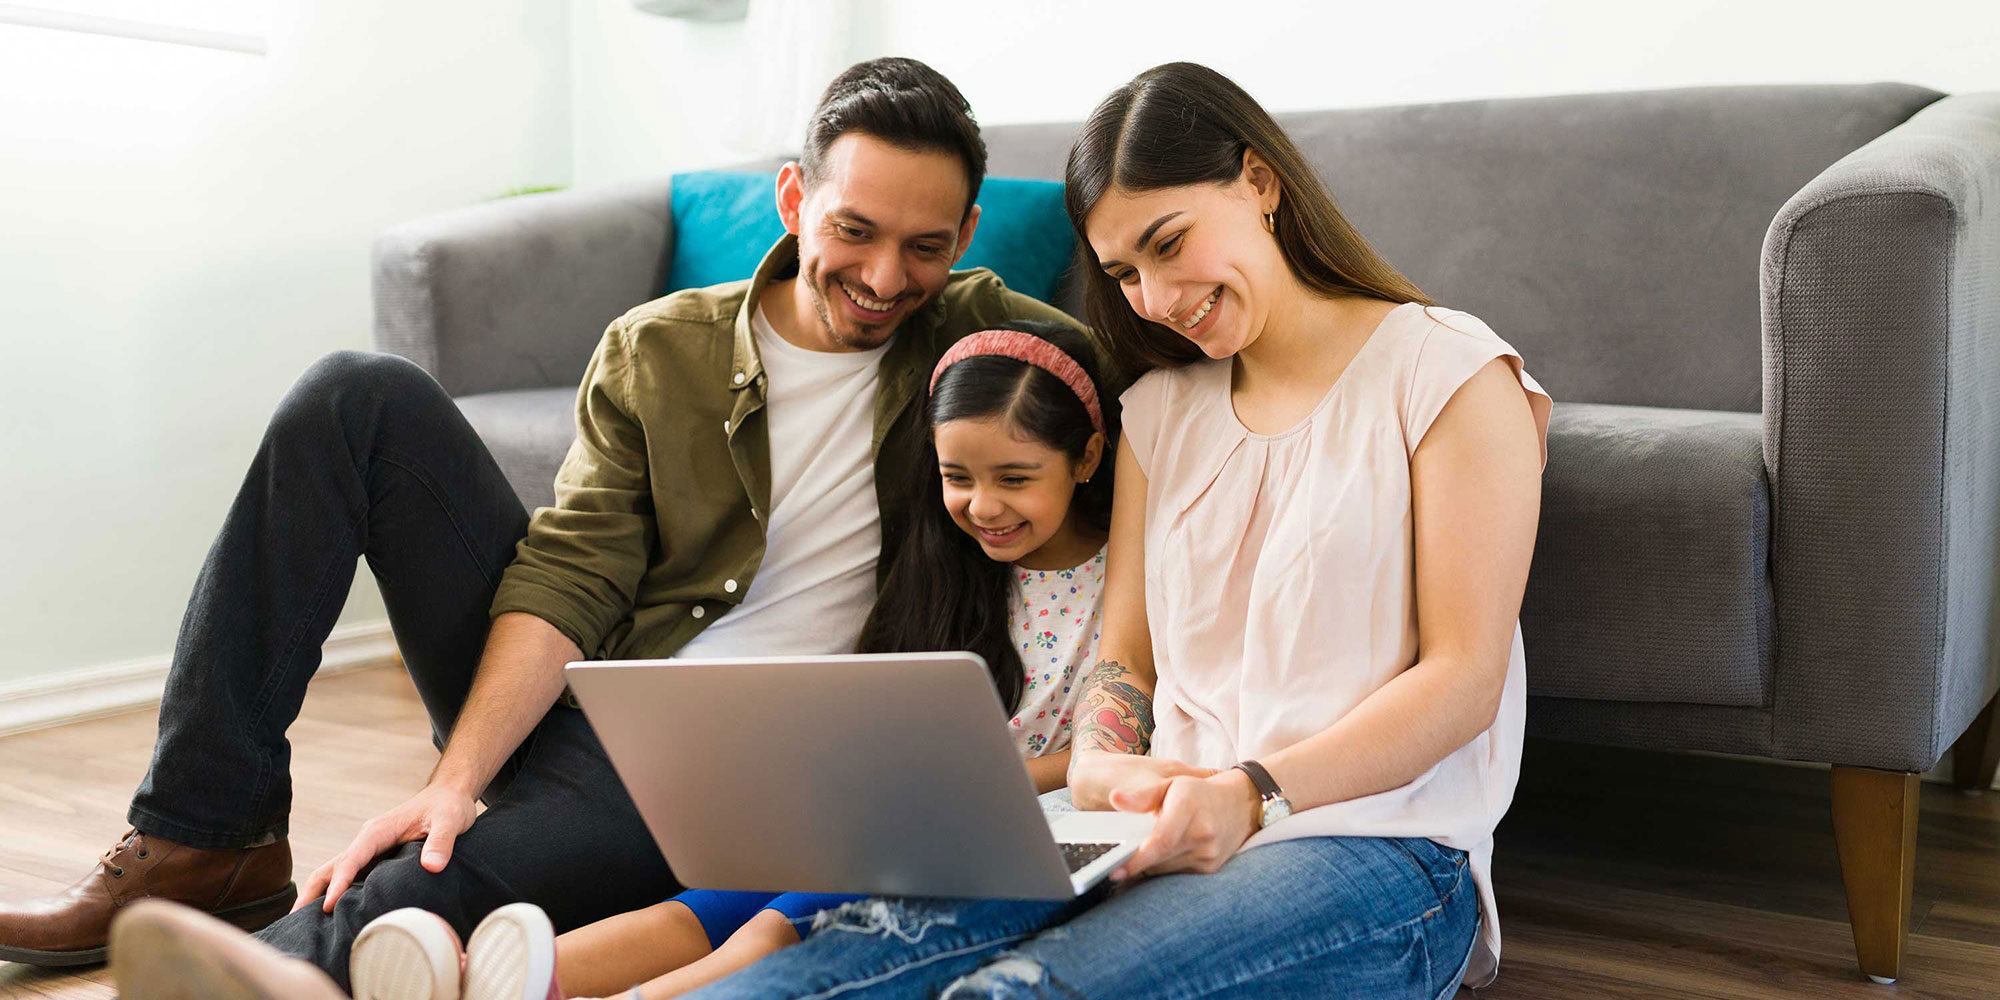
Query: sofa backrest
983 83 1942 412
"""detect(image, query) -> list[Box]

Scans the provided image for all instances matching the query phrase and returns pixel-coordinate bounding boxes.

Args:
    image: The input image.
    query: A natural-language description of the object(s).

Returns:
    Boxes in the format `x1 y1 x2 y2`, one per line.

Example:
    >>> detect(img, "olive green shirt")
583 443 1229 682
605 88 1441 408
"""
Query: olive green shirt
488 235 1082 660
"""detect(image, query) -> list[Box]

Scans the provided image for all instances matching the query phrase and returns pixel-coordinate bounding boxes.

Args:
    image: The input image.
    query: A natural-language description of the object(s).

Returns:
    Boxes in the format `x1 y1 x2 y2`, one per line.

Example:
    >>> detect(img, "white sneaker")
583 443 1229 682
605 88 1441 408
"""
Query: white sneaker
462 902 560 1000
350 907 464 1000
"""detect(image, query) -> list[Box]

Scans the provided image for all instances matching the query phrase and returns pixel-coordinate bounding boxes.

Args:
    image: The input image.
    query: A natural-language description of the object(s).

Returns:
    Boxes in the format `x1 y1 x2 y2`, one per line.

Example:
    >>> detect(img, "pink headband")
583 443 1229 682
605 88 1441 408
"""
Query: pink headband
928 329 1105 436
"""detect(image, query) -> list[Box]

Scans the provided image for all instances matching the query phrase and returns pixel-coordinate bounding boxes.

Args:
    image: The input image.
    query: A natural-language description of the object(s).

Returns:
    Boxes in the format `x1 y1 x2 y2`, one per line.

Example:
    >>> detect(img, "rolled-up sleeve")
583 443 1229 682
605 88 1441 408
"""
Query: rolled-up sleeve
489 320 655 655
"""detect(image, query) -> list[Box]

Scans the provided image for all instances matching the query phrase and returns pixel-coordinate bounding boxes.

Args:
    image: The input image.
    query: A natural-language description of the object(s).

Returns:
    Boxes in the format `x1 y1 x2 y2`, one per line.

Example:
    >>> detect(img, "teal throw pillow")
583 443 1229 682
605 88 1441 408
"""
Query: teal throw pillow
665 172 1073 304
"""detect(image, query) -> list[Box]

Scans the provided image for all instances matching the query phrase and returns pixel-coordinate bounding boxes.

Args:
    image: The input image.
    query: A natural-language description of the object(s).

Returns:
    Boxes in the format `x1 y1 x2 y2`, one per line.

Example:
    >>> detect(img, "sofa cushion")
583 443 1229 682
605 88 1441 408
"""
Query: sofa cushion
664 171 1075 303
1522 402 1773 707
455 388 576 513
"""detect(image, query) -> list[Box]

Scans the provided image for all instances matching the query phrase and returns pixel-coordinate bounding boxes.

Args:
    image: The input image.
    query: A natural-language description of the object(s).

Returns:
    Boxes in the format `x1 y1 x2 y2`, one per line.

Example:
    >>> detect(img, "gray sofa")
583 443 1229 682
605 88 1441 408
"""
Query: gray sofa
372 83 2000 984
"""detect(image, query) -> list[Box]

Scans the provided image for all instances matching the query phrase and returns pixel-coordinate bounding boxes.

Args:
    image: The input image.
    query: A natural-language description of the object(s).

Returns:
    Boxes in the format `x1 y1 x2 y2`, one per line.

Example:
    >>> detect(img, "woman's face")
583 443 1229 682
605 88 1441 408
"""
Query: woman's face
1083 159 1286 361
934 416 1097 564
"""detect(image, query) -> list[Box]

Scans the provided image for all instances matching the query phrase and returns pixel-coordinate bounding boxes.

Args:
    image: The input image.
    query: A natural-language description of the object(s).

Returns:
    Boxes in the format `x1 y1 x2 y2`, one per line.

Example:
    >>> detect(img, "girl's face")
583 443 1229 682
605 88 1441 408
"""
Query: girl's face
1083 153 1288 361
935 416 1102 565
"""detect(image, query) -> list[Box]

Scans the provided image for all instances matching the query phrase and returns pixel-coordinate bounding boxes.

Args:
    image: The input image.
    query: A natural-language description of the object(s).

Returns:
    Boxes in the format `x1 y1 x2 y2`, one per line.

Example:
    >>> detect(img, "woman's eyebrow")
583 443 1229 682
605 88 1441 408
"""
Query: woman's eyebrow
1133 211 1183 251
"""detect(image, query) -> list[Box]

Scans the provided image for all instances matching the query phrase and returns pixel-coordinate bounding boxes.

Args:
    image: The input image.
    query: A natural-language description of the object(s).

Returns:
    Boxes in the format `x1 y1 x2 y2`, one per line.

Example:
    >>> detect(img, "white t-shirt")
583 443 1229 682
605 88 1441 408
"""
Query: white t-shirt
671 307 893 660
1005 545 1106 758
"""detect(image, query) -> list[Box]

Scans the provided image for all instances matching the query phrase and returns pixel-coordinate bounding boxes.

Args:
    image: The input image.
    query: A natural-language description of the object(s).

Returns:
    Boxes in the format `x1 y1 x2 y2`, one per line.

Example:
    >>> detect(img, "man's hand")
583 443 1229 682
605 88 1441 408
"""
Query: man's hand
293 780 479 913
1067 752 1216 811
1106 767 1260 882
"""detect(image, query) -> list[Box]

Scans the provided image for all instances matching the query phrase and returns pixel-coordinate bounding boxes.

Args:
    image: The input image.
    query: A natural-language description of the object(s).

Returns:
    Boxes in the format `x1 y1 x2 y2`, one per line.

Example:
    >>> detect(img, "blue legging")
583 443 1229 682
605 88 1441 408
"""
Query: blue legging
670 890 864 947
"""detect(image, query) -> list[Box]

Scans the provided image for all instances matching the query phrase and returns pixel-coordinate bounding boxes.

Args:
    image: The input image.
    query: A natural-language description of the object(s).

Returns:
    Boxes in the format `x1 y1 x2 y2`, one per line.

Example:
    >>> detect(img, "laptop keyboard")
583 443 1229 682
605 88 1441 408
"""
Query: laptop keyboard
1061 841 1121 874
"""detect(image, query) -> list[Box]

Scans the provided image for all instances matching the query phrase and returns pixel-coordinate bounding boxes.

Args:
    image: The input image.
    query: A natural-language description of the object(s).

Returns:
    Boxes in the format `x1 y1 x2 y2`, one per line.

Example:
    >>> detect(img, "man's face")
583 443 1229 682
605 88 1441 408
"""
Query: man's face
777 133 981 350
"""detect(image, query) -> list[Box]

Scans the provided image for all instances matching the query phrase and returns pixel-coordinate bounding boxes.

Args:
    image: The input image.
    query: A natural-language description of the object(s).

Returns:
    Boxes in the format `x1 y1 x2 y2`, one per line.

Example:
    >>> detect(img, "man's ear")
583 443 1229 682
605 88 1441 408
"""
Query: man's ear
951 203 982 266
1241 148 1282 216
1077 431 1106 482
776 162 806 235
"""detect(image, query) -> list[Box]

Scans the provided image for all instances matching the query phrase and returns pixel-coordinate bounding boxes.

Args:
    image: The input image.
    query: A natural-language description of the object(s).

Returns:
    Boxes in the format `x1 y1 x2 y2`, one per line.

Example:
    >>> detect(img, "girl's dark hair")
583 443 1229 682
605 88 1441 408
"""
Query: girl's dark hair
1063 61 1433 380
857 319 1117 714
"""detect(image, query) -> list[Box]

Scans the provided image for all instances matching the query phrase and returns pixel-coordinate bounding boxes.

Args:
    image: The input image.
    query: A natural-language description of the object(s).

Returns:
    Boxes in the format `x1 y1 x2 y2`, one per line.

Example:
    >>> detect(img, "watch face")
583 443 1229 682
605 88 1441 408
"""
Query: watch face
1261 796 1293 827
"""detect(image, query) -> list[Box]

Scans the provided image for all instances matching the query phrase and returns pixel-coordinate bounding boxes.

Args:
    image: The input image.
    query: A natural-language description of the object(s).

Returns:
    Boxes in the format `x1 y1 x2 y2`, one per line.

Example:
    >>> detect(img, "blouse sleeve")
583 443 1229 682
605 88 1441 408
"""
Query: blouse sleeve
1118 370 1171 478
1403 311 1554 469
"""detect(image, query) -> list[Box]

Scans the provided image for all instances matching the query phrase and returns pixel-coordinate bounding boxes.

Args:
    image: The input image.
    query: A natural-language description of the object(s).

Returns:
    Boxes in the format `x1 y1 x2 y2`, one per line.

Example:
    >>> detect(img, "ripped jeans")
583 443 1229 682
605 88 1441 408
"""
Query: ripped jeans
675 835 1479 1000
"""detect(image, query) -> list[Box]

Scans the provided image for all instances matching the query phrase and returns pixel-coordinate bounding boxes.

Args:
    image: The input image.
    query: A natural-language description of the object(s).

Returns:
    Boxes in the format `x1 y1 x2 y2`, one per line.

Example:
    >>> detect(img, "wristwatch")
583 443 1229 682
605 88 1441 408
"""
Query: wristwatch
1232 759 1293 829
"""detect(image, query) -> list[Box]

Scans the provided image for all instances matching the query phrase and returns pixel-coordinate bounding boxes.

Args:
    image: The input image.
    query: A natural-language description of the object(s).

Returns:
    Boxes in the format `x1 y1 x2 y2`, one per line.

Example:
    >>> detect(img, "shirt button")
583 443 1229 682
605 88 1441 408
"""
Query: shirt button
732 372 746 385
724 579 738 593
723 419 731 434
691 606 705 620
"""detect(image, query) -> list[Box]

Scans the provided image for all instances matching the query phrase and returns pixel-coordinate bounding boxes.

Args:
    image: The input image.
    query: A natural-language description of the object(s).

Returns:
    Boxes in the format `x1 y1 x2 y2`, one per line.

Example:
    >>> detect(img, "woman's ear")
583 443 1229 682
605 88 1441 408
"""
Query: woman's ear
1077 432 1107 482
1241 148 1282 216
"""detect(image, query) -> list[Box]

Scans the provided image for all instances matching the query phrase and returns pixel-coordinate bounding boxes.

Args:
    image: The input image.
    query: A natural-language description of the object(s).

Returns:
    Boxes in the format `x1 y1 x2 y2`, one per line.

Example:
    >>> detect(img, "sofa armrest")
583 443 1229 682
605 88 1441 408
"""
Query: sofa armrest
371 178 674 398
1760 92 2000 771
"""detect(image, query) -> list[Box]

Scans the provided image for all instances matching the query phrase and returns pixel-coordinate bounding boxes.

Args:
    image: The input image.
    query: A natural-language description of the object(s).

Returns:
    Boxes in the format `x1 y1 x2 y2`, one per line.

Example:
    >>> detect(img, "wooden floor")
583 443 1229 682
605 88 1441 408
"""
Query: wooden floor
3 665 1999 998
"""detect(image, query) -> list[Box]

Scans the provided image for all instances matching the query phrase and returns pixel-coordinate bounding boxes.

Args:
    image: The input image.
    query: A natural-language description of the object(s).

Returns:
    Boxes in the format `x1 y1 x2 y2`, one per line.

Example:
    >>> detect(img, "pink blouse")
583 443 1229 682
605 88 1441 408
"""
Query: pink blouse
1120 303 1552 987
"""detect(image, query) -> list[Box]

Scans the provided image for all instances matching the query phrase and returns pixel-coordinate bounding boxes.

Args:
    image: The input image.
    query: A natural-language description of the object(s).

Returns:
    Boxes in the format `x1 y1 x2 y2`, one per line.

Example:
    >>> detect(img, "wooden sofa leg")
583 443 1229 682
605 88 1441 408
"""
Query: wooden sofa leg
1830 766 1919 984
1949 690 2000 792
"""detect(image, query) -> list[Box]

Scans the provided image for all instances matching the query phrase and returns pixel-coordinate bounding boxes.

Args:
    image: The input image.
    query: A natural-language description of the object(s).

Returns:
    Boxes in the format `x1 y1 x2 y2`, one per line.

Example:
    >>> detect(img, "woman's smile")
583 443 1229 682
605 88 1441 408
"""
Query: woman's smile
1176 286 1224 339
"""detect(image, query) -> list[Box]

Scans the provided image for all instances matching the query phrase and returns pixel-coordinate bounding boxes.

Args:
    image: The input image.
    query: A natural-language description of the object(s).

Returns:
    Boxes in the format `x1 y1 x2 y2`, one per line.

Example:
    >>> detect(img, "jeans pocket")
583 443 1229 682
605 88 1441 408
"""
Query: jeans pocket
1389 837 1469 913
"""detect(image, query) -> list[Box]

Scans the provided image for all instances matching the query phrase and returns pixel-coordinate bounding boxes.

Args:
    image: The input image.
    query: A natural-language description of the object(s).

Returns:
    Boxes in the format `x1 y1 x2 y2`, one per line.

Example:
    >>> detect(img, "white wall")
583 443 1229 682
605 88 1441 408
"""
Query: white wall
0 2 571 689
570 0 2000 186
7 0 1994 693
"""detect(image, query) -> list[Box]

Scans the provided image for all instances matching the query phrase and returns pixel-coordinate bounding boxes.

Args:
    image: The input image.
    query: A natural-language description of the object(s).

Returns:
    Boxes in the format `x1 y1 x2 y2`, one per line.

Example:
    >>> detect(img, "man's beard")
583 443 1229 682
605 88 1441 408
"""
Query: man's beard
804 265 900 351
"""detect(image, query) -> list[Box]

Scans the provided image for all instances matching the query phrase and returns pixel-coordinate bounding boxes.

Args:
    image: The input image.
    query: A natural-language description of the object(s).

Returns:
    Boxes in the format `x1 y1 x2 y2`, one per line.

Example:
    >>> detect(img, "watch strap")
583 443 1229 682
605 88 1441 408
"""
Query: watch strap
1233 759 1282 800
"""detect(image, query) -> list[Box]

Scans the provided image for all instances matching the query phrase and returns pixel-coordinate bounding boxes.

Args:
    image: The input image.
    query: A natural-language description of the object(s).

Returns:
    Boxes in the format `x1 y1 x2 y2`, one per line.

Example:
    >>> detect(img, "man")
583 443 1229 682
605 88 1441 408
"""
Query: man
0 56 1078 986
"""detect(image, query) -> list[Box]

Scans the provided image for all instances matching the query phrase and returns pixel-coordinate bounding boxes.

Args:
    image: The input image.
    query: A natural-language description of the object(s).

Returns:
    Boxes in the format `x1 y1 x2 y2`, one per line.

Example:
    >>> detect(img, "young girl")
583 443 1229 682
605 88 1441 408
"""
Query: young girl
336 319 1122 1000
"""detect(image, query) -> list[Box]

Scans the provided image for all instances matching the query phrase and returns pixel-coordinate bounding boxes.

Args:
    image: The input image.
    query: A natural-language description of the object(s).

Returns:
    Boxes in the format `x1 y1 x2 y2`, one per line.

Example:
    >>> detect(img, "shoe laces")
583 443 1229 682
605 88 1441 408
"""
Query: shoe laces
99 829 148 878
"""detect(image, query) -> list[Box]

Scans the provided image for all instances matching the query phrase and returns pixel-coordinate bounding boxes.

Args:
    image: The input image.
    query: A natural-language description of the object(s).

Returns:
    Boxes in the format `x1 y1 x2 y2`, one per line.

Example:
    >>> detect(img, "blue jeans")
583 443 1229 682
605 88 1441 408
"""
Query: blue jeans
676 835 1478 1000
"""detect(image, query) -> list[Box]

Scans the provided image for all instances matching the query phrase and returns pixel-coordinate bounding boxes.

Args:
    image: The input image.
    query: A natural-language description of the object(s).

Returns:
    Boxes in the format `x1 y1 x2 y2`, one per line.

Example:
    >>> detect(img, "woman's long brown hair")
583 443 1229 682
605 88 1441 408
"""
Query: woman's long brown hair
1064 62 1432 380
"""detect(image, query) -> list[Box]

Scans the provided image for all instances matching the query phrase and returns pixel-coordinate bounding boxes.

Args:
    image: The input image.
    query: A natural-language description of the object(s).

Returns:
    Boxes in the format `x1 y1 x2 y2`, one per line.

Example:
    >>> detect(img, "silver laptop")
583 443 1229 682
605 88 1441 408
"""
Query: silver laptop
564 652 1152 900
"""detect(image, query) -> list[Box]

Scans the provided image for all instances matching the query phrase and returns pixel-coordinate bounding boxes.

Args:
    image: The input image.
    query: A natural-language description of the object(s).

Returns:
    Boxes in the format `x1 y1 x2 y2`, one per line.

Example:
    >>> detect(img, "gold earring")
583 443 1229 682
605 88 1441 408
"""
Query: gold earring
1263 211 1276 234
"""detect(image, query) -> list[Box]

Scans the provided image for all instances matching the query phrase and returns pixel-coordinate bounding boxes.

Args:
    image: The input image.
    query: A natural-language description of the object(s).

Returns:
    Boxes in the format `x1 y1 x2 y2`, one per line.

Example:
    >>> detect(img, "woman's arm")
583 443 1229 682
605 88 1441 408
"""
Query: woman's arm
1116 357 1543 878
1068 437 1217 808
1265 357 1541 809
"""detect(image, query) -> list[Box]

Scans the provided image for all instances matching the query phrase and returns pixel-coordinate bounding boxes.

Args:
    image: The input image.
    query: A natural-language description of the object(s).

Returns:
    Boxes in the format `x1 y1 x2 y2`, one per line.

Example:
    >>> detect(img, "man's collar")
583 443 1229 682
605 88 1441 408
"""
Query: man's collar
728 235 797 392
729 234 952 393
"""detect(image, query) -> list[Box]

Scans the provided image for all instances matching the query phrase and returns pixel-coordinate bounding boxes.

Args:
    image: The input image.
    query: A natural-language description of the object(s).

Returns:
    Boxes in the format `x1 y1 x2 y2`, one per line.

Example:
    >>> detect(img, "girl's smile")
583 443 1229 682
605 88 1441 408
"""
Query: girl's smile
934 415 1103 571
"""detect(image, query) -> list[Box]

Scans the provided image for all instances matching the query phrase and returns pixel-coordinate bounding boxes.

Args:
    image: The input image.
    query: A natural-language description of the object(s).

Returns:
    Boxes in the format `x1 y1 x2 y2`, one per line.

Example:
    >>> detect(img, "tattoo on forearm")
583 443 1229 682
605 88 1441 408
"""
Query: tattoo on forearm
1075 659 1154 754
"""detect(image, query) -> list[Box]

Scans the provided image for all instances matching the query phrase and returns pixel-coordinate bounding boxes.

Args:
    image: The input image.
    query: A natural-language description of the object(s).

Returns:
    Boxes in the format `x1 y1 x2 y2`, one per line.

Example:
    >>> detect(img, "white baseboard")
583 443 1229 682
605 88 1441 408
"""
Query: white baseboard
0 621 398 738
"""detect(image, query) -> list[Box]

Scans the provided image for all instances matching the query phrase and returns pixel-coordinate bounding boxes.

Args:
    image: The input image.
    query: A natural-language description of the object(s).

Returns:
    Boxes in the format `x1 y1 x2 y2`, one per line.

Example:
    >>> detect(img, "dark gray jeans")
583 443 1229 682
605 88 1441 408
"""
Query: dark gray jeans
125 351 680 986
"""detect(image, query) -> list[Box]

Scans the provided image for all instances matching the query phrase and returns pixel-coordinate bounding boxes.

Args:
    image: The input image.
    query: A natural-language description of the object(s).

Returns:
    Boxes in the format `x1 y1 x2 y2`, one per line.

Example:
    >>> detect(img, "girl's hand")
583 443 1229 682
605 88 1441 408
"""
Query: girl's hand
1107 768 1260 881
1067 752 1217 810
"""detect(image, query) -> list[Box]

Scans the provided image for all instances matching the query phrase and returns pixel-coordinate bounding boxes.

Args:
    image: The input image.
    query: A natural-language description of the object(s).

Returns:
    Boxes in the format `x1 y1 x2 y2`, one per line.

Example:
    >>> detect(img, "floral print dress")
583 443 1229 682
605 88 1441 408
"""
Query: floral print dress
1005 544 1107 758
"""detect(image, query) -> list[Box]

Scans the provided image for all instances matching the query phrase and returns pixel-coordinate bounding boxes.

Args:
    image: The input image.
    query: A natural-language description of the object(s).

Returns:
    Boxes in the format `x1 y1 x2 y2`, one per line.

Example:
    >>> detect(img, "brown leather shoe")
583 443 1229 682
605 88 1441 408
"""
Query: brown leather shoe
110 899 346 1000
0 829 296 967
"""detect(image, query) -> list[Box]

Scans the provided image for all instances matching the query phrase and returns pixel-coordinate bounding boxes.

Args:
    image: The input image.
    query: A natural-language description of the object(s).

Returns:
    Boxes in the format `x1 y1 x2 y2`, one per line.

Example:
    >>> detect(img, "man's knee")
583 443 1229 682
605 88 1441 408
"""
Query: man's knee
335 843 483 927
274 350 444 441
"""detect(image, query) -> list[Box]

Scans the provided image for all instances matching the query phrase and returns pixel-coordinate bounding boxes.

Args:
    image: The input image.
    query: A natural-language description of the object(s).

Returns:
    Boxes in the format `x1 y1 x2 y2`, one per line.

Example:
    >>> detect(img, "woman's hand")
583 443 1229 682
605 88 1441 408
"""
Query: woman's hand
1107 767 1260 881
1067 752 1216 810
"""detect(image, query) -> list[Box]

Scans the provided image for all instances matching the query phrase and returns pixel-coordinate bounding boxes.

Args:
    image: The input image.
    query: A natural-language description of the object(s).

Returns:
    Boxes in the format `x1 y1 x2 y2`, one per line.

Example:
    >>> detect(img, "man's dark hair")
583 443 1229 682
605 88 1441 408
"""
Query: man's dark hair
800 57 987 217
